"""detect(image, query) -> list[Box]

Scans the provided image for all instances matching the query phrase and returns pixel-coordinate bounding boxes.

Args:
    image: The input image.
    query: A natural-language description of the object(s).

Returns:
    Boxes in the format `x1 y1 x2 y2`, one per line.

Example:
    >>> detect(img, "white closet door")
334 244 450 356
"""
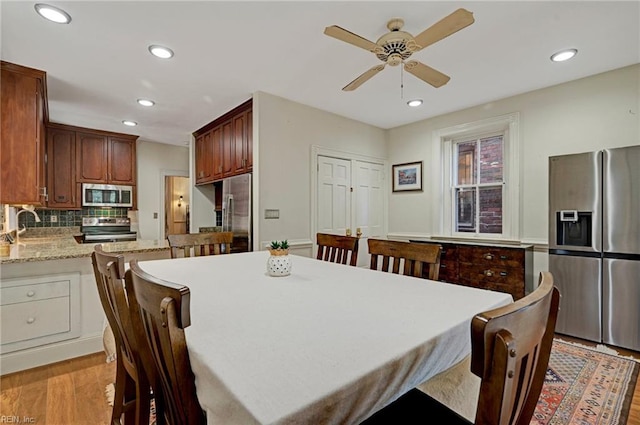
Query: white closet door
317 156 351 236
354 161 384 266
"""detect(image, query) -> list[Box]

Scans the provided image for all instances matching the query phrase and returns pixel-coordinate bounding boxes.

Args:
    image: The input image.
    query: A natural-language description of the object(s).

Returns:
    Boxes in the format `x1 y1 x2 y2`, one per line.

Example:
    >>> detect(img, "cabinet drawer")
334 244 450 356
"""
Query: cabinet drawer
1 297 70 345
438 260 459 282
0 280 69 305
459 265 524 299
458 246 524 268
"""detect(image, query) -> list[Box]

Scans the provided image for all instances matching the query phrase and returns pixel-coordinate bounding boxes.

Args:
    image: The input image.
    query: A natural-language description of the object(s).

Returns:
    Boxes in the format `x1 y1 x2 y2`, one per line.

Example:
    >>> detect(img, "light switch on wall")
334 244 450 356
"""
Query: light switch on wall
153 212 158 219
265 209 280 219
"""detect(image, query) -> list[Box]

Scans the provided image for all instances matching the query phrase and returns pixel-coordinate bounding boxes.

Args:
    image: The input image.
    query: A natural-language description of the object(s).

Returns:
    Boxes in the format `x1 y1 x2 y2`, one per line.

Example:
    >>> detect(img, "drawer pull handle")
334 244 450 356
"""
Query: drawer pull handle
27 291 36 297
484 270 494 277
484 254 494 260
27 317 36 324
500 271 508 276
500 255 508 260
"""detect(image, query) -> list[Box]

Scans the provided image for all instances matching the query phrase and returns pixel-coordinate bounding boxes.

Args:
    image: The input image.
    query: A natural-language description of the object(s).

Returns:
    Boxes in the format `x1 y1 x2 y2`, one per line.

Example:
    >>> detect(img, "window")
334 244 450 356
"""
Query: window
453 134 504 234
436 113 519 240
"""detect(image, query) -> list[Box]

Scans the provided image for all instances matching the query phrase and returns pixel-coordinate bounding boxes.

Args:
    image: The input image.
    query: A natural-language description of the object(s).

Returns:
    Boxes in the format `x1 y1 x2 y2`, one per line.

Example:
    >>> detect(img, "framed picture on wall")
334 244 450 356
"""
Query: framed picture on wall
392 161 423 192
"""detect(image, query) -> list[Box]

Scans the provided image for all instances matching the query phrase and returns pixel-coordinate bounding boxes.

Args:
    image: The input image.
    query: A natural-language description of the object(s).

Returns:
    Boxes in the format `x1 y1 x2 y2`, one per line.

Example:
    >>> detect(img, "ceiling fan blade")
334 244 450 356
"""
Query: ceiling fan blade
404 61 450 88
413 8 474 51
342 64 386 91
324 25 379 52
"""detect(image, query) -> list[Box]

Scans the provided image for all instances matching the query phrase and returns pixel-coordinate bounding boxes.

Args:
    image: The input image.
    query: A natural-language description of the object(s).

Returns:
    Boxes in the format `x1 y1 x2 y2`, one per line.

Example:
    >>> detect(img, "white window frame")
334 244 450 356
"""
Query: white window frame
434 112 520 240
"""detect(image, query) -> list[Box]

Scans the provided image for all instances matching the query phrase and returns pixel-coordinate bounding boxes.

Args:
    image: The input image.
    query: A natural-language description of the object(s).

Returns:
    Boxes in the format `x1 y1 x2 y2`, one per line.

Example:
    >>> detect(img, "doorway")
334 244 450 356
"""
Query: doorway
165 176 190 237
314 150 386 267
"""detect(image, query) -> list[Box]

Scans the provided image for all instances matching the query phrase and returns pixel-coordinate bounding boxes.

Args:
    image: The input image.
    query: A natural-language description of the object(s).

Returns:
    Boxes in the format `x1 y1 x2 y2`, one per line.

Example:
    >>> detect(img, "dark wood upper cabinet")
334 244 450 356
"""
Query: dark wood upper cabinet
212 126 223 181
193 99 252 185
1 61 48 205
221 120 234 178
76 132 109 182
195 130 213 184
109 137 136 184
47 127 77 209
75 128 137 185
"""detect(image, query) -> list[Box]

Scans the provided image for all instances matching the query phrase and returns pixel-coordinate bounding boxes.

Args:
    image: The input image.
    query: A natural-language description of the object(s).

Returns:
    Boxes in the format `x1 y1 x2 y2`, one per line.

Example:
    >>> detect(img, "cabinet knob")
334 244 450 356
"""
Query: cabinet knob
26 290 35 297
500 255 508 260
27 317 36 324
484 253 494 260
484 269 494 277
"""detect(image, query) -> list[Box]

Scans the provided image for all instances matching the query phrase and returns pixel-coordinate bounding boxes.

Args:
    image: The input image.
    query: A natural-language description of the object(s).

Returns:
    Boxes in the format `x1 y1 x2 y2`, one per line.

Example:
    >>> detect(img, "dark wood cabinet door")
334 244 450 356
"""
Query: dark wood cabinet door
0 66 45 205
76 132 108 183
232 111 247 174
212 126 223 181
221 120 234 177
109 137 136 184
195 131 214 185
47 128 78 208
245 109 253 171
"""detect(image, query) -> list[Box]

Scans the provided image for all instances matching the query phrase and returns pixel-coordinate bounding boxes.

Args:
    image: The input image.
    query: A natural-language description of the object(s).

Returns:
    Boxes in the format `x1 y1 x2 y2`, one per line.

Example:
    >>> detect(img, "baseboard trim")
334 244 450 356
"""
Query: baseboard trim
0 333 104 375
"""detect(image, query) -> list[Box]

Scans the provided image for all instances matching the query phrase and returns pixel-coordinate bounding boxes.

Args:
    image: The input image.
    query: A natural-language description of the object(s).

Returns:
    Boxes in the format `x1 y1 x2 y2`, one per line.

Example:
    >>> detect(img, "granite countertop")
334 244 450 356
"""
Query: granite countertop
0 231 169 264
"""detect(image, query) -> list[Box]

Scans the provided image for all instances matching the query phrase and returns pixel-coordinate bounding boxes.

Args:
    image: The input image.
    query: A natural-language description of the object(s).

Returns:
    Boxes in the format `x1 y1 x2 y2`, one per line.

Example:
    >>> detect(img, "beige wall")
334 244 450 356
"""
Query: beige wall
254 91 387 252
136 140 189 240
387 64 640 243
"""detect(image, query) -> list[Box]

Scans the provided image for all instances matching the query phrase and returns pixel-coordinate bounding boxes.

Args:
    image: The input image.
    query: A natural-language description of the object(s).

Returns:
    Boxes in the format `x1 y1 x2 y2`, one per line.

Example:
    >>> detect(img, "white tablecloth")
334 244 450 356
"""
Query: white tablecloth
139 252 512 425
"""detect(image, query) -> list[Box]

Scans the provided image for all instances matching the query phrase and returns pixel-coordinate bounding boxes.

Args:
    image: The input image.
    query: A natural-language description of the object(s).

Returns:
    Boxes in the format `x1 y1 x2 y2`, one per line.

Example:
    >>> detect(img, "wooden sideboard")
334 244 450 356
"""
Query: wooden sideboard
412 240 533 300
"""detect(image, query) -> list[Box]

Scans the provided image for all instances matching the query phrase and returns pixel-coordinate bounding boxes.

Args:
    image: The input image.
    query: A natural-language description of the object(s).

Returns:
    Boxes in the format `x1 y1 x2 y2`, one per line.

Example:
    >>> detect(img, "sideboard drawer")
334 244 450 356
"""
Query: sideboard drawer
0 280 70 305
0 297 71 345
458 246 524 268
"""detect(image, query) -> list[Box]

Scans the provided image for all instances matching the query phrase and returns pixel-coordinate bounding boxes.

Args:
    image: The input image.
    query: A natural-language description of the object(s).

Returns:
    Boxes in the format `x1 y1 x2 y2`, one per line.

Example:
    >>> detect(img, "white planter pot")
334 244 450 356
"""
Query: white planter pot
267 253 292 276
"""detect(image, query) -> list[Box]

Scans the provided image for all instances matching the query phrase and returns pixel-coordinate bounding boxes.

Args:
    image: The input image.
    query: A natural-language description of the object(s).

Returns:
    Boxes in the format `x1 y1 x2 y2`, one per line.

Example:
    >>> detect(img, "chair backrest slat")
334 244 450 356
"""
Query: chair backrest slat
471 271 560 425
168 232 233 259
316 233 359 266
368 239 442 280
126 260 206 425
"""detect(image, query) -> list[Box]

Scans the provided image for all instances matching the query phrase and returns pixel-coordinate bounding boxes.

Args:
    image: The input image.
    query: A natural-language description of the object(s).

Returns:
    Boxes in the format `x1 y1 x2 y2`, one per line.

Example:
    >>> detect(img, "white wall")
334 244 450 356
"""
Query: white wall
254 91 387 252
388 64 640 244
136 140 189 240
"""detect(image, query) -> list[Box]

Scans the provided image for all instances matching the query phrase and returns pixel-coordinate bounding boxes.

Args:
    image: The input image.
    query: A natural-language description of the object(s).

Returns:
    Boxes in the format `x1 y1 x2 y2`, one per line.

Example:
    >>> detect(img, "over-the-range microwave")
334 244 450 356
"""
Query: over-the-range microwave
82 183 133 207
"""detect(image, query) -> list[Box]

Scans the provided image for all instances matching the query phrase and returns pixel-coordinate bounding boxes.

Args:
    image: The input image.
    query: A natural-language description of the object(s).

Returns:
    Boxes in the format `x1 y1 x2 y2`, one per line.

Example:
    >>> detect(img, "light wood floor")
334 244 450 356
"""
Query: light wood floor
1 338 639 425
0 352 114 424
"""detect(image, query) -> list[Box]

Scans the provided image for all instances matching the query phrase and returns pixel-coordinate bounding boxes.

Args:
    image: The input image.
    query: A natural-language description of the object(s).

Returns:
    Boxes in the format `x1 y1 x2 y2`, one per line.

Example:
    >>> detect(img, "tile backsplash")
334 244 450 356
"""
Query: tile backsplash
18 208 129 228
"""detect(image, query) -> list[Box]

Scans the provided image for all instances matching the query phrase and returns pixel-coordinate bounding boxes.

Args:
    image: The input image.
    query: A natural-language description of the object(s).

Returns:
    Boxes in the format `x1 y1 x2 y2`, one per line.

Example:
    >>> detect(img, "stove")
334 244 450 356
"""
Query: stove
81 217 137 243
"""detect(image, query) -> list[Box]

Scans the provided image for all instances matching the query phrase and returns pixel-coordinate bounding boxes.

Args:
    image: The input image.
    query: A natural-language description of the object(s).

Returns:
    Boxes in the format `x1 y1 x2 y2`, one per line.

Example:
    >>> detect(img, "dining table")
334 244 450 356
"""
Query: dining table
137 251 513 425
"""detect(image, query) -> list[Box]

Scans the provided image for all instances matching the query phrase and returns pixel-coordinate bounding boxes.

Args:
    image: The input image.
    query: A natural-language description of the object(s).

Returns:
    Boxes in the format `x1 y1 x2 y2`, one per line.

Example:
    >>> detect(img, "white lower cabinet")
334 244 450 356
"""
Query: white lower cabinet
0 273 80 353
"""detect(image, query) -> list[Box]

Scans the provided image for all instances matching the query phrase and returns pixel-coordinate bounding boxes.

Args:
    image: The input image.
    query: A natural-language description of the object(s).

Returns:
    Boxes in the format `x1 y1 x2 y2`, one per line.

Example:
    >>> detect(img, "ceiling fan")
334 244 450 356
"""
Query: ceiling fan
324 8 474 91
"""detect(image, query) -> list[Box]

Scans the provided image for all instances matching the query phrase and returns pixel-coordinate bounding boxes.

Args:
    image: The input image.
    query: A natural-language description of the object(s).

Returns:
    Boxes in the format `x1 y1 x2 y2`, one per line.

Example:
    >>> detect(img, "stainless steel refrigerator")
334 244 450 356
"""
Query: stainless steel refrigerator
221 174 252 253
549 145 640 351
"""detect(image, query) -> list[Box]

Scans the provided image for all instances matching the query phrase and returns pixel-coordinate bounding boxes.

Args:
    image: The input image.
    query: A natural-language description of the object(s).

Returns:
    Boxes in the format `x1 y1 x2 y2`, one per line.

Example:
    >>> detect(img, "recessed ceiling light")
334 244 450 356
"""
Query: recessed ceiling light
407 99 423 107
550 49 578 62
148 45 174 59
137 99 155 107
34 4 72 24
122 120 137 127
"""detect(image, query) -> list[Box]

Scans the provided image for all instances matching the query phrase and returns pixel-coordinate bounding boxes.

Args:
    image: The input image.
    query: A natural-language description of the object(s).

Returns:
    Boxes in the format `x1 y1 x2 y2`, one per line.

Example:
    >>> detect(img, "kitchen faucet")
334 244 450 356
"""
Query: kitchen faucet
15 206 41 244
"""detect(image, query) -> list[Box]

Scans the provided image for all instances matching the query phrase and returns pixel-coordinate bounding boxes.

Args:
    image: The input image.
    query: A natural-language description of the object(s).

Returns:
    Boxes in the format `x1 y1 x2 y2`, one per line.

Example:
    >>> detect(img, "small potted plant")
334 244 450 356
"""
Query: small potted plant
267 240 291 276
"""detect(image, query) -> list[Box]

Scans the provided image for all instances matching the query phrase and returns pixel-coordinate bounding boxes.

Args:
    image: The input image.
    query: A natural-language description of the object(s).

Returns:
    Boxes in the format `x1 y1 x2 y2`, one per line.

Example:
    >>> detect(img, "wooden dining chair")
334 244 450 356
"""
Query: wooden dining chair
91 245 156 425
360 271 560 425
368 239 442 280
316 233 360 266
167 231 233 258
125 259 206 425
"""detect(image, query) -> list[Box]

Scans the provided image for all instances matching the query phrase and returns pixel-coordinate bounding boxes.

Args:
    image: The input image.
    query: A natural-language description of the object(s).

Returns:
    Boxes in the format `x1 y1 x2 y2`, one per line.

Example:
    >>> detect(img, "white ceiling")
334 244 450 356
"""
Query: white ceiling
2 1 639 146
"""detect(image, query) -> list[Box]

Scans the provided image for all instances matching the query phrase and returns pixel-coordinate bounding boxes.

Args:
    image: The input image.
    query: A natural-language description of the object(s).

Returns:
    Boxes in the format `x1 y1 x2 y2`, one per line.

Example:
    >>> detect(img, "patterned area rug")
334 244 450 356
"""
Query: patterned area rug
532 340 639 425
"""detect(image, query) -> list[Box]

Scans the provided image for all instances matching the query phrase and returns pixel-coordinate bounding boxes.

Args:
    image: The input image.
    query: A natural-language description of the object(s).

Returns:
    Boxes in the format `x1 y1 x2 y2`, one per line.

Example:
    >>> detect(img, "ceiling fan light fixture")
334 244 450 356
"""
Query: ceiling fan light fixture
122 120 138 127
550 48 577 62
407 99 423 107
34 4 71 24
148 45 174 59
137 99 155 107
